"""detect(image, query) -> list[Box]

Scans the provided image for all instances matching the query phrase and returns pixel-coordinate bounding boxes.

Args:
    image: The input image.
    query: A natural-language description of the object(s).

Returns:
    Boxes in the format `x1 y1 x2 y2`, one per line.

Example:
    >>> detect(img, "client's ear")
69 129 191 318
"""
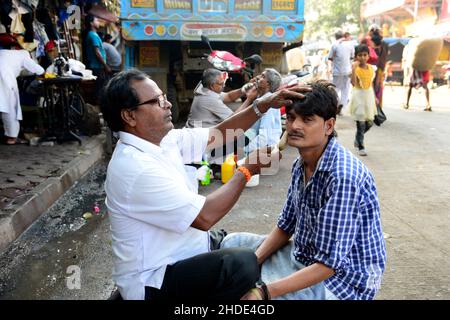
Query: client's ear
325 118 335 136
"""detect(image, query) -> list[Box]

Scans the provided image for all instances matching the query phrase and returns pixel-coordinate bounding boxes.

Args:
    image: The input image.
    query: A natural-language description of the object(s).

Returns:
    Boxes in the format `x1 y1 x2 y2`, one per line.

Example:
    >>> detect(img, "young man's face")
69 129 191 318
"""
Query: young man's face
285 108 335 151
91 17 101 29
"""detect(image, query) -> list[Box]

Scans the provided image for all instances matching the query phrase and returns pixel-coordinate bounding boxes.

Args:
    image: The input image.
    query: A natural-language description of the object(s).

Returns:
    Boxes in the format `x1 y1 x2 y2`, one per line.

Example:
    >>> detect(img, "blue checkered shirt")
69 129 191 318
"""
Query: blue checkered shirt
278 137 386 300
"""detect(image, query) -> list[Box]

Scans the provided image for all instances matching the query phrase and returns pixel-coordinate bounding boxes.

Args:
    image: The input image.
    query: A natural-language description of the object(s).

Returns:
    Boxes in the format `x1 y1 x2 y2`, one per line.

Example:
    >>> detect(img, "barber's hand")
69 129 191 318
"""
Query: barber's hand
241 288 263 300
244 86 257 102
242 146 282 176
257 85 311 112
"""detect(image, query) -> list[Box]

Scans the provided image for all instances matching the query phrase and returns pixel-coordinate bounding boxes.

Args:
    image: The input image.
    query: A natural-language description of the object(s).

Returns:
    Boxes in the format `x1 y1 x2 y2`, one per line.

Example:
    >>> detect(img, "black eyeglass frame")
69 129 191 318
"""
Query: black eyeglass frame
133 94 168 109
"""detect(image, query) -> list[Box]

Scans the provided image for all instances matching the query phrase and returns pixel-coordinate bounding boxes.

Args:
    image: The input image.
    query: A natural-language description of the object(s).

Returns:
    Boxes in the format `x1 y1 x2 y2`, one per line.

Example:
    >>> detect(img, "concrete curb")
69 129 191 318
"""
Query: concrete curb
0 134 105 252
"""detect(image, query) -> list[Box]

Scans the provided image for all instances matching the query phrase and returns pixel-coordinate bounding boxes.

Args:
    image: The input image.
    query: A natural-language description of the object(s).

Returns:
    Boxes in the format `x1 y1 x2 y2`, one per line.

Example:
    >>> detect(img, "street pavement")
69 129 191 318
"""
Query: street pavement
0 85 449 300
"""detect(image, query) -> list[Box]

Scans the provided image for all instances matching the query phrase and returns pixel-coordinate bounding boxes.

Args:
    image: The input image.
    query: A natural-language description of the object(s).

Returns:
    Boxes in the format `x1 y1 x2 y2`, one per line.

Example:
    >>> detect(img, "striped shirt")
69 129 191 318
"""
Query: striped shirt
278 137 386 300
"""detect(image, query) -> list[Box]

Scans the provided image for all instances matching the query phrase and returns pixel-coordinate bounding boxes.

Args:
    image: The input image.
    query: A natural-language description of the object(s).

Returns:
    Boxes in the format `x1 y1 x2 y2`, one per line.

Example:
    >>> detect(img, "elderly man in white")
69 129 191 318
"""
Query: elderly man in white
0 49 45 145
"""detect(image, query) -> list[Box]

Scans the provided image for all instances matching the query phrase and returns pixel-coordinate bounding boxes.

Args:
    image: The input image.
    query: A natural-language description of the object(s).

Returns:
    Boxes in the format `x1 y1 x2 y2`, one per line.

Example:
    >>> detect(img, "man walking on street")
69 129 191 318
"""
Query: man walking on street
328 30 355 115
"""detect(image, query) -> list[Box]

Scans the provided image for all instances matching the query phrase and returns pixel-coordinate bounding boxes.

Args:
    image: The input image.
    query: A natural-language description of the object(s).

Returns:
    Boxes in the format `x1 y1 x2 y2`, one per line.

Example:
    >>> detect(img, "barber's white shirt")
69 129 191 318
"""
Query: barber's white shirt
105 129 210 300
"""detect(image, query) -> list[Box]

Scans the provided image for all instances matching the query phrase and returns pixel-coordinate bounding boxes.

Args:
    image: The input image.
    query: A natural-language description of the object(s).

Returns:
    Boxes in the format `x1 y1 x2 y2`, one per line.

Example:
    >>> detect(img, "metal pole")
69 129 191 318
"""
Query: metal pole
414 0 419 21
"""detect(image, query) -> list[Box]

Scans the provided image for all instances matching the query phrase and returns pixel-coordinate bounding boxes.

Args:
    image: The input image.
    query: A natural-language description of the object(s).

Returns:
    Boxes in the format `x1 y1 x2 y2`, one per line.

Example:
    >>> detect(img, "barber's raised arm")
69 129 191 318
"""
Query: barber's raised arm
207 85 310 150
222 88 243 104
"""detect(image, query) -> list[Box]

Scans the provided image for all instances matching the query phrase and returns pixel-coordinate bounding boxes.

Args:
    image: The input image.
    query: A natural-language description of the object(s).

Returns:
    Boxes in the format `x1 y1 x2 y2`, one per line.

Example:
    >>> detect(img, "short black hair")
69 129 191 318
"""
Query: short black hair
100 69 148 132
104 34 113 42
84 14 95 30
355 44 370 56
370 29 383 46
286 80 338 137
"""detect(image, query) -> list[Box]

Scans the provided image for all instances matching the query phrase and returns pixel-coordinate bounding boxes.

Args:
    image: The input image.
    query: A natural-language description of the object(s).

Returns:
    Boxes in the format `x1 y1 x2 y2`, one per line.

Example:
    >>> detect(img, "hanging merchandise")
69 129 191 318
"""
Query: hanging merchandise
21 12 34 42
36 7 58 40
10 14 25 33
0 21 6 33
33 20 49 57
17 34 38 51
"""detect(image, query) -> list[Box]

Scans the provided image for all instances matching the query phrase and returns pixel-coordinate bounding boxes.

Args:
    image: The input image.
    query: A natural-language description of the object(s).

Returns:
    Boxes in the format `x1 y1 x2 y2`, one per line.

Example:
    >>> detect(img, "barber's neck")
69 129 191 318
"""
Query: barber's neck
124 127 166 147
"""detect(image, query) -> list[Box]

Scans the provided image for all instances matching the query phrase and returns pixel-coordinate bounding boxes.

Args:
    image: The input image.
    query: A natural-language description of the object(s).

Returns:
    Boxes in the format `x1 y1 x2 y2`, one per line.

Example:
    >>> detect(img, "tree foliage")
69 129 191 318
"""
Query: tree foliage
304 0 365 40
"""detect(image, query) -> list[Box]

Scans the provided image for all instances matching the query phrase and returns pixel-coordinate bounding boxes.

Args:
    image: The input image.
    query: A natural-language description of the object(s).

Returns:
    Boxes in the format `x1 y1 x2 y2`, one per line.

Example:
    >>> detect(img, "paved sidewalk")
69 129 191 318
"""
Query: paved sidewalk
0 134 105 252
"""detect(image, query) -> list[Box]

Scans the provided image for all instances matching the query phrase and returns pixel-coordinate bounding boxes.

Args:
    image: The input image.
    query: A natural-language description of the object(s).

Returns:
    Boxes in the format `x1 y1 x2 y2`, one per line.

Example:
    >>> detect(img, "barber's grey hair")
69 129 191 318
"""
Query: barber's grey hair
264 68 282 93
202 68 222 88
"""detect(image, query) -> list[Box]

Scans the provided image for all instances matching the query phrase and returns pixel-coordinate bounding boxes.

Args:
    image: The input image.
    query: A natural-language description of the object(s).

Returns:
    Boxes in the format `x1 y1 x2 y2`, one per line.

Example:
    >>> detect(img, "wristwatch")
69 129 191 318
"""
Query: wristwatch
256 281 271 300
252 100 264 118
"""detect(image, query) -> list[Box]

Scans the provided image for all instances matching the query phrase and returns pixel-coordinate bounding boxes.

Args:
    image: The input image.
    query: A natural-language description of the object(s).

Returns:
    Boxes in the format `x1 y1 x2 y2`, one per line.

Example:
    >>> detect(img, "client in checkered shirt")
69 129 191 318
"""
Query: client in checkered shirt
221 80 386 300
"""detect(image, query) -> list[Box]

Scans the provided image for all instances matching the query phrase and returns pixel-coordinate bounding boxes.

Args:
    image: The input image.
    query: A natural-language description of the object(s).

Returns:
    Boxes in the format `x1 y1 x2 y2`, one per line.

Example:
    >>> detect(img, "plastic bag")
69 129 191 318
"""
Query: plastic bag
373 105 386 126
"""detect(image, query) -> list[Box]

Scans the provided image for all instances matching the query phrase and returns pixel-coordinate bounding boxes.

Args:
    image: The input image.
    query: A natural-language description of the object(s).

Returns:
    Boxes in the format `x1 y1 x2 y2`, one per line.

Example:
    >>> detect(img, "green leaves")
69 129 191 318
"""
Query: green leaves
304 0 365 40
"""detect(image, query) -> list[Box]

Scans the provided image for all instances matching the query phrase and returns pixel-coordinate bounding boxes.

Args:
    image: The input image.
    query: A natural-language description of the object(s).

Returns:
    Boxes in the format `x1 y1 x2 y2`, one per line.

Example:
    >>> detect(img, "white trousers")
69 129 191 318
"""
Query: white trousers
332 75 351 108
2 112 20 138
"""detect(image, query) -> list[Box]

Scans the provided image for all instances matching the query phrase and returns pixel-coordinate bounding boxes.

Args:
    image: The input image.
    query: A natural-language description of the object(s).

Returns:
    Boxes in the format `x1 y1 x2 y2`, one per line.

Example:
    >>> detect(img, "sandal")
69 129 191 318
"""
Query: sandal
424 107 432 112
5 138 29 145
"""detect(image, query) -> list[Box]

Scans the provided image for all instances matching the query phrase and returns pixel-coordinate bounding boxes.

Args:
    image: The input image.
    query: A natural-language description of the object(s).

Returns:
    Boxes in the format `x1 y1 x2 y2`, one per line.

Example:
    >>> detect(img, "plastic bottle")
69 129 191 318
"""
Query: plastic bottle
200 160 211 186
221 155 236 184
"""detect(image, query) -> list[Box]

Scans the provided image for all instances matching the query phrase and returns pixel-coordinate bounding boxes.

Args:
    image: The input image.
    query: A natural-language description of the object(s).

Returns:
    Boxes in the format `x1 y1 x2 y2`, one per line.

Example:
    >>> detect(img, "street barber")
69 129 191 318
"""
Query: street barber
100 69 310 300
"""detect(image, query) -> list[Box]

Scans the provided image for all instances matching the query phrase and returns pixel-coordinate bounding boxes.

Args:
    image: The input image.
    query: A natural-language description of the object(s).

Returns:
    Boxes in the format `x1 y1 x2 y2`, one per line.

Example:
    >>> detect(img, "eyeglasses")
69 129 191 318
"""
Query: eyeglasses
135 94 168 109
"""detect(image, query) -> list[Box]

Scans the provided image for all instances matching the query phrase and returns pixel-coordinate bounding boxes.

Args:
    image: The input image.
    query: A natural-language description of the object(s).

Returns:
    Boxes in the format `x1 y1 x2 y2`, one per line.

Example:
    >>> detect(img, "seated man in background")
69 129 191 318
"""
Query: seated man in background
221 80 386 300
185 68 257 167
185 68 256 128
244 68 283 155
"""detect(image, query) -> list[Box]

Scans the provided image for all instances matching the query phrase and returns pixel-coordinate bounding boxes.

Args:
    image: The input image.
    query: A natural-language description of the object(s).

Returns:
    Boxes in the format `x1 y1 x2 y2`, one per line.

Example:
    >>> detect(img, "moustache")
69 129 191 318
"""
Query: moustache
288 131 304 138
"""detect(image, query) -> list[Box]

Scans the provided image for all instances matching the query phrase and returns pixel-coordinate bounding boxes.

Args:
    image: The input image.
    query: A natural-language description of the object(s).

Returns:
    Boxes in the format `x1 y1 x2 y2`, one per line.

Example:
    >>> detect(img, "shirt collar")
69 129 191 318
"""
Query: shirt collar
316 137 338 172
119 131 163 155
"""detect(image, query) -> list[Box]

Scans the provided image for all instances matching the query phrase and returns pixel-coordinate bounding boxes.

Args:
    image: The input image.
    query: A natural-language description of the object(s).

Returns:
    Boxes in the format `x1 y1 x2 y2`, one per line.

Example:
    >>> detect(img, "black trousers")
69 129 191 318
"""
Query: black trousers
355 120 373 150
144 247 259 300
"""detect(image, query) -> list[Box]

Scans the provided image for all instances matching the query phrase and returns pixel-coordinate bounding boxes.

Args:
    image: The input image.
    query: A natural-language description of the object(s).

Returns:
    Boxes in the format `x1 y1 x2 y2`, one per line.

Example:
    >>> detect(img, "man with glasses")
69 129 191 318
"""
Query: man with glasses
101 69 309 300
185 68 256 128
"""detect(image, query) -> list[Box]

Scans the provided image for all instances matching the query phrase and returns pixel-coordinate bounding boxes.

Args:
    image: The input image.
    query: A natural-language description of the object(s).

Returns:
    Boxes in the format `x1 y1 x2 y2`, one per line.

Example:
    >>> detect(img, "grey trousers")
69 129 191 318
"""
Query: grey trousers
220 232 339 300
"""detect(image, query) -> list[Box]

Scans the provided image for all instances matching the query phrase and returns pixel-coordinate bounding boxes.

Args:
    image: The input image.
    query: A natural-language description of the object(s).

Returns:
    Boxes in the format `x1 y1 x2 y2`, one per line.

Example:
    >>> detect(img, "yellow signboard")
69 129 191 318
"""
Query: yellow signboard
235 0 261 10
139 43 159 67
261 48 283 66
272 0 295 11
164 0 191 9
131 0 155 8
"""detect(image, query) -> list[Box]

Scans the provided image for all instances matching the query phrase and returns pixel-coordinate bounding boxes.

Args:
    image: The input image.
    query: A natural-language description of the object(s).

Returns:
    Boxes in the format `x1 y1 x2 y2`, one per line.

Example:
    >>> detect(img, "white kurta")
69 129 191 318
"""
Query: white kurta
0 49 44 121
